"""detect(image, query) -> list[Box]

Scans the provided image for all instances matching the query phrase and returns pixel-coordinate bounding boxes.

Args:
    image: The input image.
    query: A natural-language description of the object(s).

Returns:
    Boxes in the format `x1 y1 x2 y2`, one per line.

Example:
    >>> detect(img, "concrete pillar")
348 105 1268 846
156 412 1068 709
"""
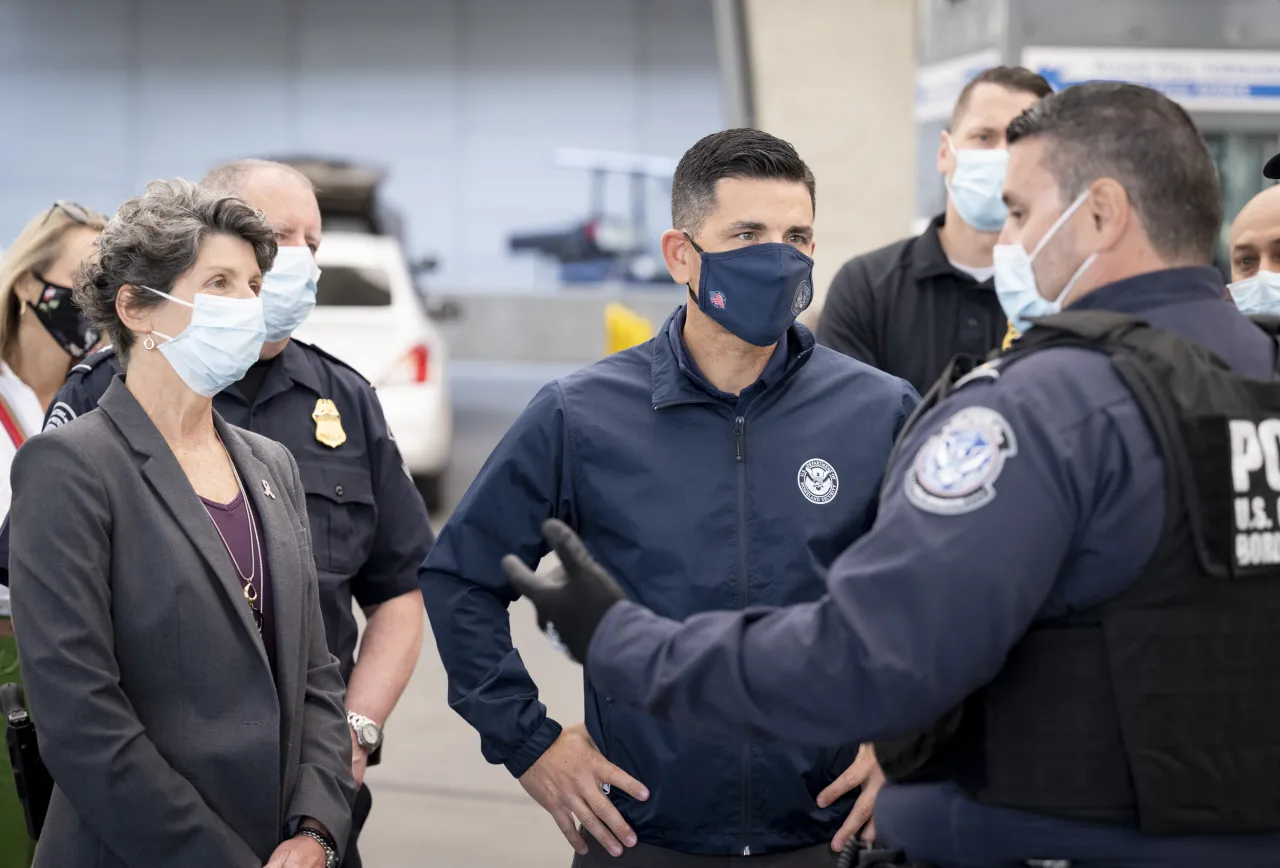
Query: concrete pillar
740 0 916 325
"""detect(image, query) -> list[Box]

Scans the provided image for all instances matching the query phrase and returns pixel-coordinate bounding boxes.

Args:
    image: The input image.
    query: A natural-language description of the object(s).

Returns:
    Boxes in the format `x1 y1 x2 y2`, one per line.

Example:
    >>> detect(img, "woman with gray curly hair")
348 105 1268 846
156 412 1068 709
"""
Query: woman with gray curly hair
7 179 354 868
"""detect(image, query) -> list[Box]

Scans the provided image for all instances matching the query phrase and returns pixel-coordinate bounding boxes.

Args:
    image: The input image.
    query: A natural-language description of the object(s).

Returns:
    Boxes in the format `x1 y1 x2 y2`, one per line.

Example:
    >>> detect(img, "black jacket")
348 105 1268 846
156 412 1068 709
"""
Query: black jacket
817 215 1007 394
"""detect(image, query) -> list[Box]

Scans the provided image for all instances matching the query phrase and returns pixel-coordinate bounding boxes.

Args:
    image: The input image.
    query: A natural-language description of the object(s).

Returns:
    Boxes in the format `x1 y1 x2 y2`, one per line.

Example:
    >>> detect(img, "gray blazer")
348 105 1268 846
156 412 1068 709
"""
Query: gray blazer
9 377 355 868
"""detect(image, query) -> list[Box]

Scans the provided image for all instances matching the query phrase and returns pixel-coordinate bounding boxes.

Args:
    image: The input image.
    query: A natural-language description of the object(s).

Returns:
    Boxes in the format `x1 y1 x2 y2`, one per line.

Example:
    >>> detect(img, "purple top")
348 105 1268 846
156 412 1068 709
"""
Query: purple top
200 492 276 673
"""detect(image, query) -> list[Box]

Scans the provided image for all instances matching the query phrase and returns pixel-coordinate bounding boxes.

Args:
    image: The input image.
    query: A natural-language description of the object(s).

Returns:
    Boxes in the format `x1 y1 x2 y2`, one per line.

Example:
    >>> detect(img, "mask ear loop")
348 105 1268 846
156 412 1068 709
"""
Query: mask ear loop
1029 189 1092 262
682 232 705 306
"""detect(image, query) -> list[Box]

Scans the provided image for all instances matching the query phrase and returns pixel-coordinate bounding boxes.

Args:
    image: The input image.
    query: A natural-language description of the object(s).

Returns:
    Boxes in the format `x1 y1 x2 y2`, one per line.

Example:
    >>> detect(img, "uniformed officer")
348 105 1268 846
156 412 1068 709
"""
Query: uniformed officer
2 160 432 868
504 83 1280 867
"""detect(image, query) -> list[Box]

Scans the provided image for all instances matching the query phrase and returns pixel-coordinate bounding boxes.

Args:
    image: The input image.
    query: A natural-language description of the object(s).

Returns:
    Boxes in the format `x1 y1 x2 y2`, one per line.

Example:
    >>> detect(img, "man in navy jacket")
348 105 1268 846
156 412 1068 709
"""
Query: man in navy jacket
419 129 918 866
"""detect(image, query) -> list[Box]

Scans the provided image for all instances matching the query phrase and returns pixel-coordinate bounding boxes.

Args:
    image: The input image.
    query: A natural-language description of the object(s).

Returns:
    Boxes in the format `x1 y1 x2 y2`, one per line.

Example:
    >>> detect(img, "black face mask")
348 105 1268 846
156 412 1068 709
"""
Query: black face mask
27 276 100 360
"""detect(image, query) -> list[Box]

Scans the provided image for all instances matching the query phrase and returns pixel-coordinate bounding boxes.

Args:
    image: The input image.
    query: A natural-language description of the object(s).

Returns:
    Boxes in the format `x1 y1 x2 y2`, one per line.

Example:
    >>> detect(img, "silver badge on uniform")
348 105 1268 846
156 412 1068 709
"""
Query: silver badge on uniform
905 406 1017 516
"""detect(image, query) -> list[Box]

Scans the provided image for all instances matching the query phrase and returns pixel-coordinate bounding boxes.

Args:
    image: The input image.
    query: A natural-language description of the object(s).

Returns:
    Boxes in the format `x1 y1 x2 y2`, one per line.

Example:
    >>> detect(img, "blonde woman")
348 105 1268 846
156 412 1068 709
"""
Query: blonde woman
0 201 105 867
0 202 105 505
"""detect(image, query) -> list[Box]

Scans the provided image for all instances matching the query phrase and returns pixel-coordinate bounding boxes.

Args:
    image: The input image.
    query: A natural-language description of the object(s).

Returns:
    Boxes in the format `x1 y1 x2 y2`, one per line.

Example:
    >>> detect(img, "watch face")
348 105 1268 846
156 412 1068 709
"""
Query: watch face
361 723 380 745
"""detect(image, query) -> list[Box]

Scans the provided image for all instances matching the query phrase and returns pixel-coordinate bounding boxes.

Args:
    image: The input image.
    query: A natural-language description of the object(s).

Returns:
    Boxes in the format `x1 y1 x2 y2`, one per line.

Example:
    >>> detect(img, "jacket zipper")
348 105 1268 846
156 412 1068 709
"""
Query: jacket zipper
733 414 750 857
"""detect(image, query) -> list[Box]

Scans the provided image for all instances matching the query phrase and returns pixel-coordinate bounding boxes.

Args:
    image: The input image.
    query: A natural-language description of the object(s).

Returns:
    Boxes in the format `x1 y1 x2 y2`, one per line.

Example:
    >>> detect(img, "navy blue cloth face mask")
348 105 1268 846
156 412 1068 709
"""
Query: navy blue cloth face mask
684 232 815 347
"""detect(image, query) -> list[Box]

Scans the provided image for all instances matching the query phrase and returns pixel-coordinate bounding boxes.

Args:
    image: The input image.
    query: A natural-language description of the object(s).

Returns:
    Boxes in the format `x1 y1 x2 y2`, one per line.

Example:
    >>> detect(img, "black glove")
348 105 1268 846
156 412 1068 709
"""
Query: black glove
501 519 625 665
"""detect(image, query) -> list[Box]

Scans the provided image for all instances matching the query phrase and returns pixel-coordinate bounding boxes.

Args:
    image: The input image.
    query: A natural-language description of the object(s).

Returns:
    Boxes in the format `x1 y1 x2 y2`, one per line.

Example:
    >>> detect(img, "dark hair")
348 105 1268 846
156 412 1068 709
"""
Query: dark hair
1006 82 1221 265
76 179 278 364
950 66 1053 129
671 129 816 234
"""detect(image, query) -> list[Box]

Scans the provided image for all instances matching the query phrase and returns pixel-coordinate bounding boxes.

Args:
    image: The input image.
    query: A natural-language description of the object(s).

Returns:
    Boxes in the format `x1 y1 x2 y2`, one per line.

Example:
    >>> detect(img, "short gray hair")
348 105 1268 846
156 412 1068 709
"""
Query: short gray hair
75 178 278 365
201 159 314 199
1006 82 1221 265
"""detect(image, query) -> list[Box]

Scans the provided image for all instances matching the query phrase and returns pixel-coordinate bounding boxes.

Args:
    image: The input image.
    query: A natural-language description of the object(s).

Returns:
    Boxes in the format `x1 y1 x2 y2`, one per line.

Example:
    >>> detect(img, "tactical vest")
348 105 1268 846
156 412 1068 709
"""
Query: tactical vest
875 309 1280 835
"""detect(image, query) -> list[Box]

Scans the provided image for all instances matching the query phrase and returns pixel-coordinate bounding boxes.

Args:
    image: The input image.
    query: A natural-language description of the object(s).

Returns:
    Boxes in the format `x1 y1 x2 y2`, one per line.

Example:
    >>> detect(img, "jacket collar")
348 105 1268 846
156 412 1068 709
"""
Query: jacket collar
98 376 302 679
224 340 325 407
1068 266 1226 315
650 305 814 408
910 213 992 285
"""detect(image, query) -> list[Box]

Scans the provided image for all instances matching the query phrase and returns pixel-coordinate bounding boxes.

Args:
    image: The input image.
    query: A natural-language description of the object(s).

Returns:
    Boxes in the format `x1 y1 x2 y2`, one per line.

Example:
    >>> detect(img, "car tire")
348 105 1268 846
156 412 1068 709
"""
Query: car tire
413 472 446 514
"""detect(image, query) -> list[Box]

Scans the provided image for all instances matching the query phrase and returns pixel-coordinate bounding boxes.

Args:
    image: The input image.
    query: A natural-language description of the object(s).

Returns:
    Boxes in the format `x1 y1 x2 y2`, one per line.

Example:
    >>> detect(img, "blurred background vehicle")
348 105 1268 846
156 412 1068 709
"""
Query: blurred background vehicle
508 148 677 285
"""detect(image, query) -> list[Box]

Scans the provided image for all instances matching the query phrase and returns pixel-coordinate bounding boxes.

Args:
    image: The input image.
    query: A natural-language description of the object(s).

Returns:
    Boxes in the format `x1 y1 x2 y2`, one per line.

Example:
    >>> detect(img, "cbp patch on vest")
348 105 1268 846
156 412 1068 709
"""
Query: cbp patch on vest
905 406 1017 515
44 401 77 431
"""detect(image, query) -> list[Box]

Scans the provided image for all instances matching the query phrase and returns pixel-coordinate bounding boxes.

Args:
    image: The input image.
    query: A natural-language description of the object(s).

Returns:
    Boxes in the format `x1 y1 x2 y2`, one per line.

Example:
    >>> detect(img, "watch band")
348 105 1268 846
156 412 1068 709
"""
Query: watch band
347 711 383 751
296 826 337 867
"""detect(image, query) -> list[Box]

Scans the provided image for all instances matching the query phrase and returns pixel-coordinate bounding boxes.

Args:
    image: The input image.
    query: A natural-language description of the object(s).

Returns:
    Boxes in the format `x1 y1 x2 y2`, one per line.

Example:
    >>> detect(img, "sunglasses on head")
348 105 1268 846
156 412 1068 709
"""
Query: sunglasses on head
40 200 105 228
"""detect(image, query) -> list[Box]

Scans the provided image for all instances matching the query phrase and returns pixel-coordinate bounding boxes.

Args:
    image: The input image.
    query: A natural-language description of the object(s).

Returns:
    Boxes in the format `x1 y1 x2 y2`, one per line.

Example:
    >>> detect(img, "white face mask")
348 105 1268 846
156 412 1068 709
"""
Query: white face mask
993 190 1098 334
261 246 321 341
1228 270 1280 316
947 140 1010 233
144 286 267 397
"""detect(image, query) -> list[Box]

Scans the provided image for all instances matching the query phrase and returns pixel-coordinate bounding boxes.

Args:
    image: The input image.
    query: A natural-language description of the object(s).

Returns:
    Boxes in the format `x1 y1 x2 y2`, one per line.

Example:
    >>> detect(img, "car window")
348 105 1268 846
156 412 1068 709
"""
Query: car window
316 265 392 307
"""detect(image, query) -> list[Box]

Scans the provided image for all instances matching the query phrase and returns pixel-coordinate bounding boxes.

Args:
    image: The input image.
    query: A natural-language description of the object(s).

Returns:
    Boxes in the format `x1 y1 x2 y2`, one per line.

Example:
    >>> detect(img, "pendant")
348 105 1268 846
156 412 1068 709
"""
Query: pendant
243 582 258 605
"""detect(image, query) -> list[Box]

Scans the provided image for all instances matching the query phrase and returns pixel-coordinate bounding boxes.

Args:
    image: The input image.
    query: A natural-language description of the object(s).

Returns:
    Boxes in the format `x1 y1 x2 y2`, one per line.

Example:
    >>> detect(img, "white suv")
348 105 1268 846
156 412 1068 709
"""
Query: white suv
292 232 452 509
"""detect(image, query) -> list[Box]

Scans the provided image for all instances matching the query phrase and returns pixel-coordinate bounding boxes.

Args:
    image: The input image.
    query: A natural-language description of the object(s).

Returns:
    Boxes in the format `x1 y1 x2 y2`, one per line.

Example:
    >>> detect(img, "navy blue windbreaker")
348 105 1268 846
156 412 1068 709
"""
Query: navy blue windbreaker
419 307 918 855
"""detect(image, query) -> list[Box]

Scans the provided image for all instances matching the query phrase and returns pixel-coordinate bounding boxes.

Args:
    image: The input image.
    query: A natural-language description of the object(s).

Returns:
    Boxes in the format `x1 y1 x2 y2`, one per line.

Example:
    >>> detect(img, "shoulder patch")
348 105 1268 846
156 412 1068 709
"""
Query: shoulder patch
905 406 1017 516
292 339 372 386
44 401 78 431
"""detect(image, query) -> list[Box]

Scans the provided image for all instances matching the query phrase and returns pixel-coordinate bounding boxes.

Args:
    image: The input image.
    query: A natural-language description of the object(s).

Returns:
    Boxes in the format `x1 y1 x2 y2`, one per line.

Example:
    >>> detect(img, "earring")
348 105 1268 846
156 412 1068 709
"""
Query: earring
143 335 156 351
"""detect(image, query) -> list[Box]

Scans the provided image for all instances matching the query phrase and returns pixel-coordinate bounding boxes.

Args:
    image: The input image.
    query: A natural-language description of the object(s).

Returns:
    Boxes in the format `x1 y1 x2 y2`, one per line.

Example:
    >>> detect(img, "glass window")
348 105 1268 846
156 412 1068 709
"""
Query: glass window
315 265 392 307
1204 132 1280 279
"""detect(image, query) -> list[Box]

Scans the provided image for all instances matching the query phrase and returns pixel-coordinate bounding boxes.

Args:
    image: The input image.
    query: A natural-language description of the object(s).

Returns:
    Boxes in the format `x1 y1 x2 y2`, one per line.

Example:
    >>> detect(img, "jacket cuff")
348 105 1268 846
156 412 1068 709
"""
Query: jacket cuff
503 716 563 779
286 765 356 859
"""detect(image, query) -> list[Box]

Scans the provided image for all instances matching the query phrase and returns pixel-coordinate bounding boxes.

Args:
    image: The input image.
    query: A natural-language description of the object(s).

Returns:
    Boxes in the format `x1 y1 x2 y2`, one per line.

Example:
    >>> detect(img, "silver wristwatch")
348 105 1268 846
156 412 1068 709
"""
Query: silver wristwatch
347 711 383 754
295 827 338 868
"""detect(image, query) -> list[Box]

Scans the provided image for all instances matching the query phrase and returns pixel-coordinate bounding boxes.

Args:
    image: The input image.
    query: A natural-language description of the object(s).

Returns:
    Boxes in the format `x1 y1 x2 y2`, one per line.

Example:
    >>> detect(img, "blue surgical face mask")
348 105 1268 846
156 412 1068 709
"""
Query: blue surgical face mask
1229 270 1280 315
143 285 267 397
947 140 1010 233
992 190 1097 334
261 246 321 341
684 233 814 347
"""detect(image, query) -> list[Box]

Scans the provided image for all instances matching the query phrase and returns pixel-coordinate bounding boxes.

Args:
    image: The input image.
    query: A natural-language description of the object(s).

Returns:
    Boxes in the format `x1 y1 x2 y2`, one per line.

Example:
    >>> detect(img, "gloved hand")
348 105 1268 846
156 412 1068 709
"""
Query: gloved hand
502 519 625 664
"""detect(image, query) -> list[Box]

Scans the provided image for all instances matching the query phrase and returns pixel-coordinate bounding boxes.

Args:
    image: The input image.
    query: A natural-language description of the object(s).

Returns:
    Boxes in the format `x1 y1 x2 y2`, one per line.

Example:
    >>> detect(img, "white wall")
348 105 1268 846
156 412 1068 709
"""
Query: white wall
0 0 724 287
743 0 916 323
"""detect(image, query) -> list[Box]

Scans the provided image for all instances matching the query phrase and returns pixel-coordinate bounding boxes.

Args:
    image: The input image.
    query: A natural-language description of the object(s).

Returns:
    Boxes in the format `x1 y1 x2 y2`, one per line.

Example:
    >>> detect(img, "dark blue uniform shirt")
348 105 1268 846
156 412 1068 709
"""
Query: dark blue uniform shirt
420 307 918 855
4 339 432 681
588 268 1280 867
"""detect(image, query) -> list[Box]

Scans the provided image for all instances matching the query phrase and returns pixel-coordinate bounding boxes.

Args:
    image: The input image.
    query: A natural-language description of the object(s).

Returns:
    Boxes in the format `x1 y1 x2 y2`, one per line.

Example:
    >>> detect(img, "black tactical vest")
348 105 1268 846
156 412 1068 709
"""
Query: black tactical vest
875 309 1280 835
